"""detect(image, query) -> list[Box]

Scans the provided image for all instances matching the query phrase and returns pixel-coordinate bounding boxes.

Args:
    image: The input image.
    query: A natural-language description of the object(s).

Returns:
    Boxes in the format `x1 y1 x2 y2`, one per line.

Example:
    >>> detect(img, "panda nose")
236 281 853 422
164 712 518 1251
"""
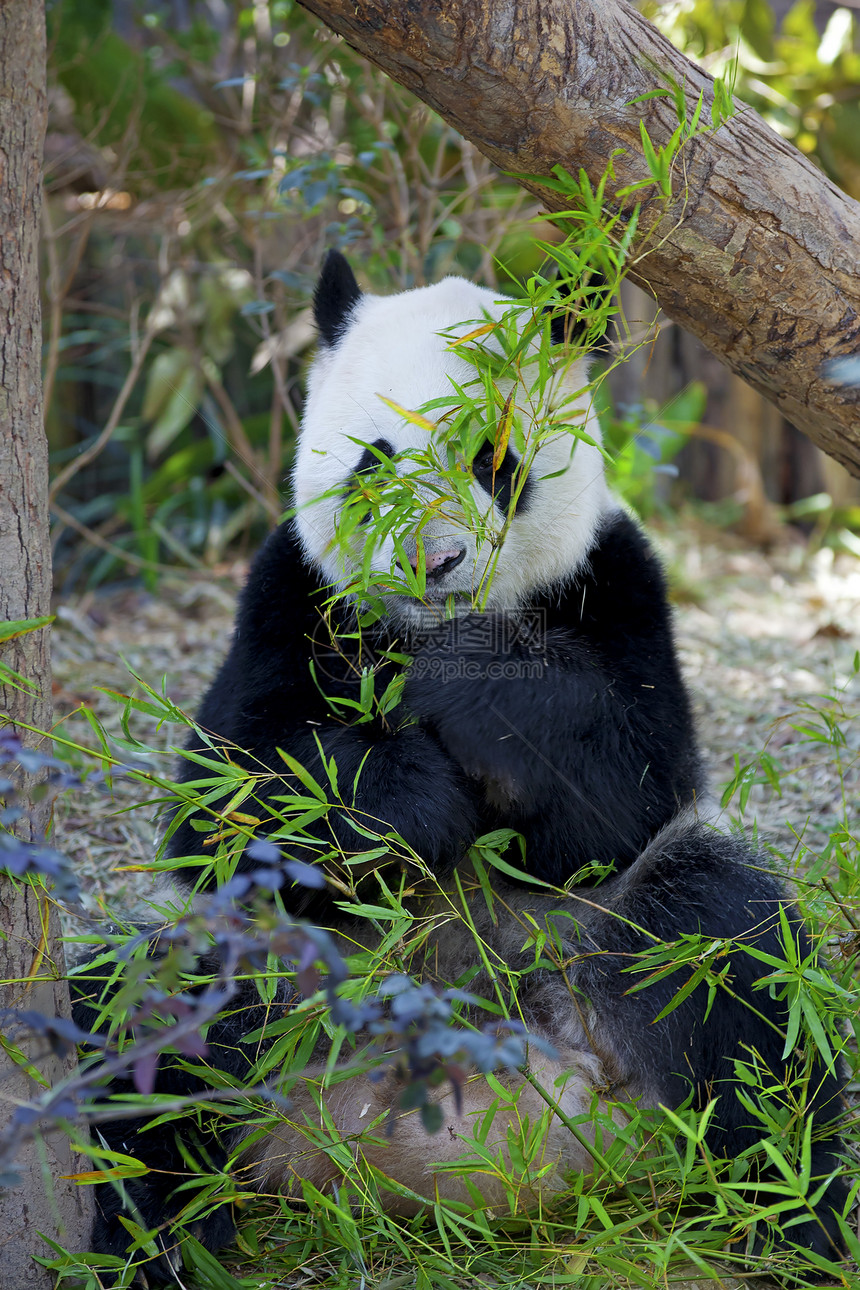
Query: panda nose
409 546 467 581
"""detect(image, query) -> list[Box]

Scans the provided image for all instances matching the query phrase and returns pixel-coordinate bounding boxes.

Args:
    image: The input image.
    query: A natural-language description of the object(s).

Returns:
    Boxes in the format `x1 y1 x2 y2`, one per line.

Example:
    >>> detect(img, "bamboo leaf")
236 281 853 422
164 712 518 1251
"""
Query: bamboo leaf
377 395 437 433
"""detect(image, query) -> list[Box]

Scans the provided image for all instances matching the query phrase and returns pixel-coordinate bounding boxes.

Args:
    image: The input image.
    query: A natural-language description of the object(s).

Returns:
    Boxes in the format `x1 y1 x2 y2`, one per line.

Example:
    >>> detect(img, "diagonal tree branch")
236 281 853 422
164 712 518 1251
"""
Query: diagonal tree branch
296 0 860 477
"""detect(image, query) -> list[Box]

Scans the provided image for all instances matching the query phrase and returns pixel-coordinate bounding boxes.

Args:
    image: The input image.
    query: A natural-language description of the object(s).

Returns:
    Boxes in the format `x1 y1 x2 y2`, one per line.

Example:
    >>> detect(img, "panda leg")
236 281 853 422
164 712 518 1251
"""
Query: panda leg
82 1100 236 1287
564 816 848 1263
233 1047 613 1215
72 955 239 1286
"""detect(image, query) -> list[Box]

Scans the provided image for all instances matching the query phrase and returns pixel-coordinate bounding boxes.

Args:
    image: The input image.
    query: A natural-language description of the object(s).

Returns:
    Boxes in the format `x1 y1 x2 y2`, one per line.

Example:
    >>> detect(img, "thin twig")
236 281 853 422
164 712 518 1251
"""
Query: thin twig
204 367 282 521
223 459 281 520
50 500 186 575
49 317 157 502
42 208 93 417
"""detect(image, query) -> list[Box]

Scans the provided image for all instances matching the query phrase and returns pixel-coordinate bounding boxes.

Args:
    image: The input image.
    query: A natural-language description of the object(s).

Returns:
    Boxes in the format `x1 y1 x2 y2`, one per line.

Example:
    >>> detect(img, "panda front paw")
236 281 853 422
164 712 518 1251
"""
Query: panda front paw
319 722 478 868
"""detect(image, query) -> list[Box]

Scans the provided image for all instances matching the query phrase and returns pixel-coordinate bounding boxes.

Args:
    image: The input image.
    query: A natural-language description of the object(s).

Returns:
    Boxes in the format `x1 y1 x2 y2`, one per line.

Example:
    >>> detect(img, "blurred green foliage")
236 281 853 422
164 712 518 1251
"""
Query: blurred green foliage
644 0 860 193
45 0 540 587
50 0 222 183
44 0 859 589
601 382 708 518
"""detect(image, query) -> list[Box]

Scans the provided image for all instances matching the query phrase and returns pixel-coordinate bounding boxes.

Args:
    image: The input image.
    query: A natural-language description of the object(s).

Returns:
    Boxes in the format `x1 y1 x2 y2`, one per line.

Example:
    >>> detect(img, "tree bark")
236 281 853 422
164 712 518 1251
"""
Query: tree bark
296 0 860 478
0 3 92 1283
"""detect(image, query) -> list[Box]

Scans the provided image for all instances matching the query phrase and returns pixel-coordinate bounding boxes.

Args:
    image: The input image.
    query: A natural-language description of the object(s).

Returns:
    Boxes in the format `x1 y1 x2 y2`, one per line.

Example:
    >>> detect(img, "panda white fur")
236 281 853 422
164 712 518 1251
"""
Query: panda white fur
73 251 847 1284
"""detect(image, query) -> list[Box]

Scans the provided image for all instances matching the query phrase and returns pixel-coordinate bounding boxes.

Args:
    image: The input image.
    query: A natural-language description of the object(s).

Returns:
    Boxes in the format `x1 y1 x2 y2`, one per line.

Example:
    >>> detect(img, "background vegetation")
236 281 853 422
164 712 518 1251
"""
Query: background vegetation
45 0 860 590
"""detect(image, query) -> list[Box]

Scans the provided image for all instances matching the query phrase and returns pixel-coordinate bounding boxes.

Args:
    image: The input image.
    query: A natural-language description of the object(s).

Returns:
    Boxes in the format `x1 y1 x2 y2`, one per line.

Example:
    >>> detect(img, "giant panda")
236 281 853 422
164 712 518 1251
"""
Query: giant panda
73 250 848 1285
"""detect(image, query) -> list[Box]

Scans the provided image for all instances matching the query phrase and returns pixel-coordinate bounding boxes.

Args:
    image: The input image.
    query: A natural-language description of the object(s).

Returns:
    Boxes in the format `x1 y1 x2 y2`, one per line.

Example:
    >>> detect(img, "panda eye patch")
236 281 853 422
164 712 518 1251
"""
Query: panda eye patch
344 438 395 522
353 438 394 476
471 441 533 515
473 442 494 472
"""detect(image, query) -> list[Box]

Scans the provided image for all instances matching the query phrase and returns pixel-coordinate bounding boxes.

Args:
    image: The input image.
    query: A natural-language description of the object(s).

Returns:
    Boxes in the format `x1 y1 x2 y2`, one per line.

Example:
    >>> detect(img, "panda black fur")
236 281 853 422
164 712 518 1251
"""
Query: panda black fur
73 251 848 1282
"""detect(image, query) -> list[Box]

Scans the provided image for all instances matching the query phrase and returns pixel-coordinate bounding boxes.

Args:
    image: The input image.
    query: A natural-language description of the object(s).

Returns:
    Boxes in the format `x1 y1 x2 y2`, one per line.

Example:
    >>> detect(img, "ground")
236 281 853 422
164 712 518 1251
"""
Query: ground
50 519 859 920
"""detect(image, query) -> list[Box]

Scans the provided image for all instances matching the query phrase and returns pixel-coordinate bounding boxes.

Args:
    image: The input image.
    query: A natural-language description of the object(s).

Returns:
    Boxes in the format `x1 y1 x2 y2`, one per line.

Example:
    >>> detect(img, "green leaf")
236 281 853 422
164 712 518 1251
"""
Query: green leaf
142 348 204 459
639 120 662 184
0 616 54 643
420 1101 445 1134
275 750 328 802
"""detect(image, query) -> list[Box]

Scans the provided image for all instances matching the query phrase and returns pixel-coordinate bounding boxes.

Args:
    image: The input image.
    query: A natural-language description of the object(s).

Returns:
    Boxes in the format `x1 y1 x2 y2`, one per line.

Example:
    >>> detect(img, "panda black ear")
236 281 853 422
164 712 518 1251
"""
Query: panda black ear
546 271 611 354
314 249 362 346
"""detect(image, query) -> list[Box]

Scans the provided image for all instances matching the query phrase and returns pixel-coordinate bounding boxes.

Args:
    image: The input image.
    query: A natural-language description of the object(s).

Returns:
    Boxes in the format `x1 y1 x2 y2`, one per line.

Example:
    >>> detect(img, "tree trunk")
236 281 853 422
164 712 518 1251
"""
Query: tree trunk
0 3 92 1283
296 0 860 479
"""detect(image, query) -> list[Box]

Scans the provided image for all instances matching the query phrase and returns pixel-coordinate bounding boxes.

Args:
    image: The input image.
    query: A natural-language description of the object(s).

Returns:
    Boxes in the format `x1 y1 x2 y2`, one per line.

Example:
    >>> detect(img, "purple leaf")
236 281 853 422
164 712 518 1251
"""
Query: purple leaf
283 859 326 889
133 1052 160 1096
246 838 281 866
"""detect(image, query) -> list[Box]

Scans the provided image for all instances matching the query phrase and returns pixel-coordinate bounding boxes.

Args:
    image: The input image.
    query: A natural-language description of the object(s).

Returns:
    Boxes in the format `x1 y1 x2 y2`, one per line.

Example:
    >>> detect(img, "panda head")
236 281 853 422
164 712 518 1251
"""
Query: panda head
293 250 614 627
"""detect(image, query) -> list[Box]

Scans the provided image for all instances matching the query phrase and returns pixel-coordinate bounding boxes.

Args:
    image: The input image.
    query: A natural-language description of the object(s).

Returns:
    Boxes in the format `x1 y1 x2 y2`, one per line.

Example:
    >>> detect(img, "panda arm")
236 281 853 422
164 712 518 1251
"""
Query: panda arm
404 513 702 883
167 521 476 875
405 625 650 880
